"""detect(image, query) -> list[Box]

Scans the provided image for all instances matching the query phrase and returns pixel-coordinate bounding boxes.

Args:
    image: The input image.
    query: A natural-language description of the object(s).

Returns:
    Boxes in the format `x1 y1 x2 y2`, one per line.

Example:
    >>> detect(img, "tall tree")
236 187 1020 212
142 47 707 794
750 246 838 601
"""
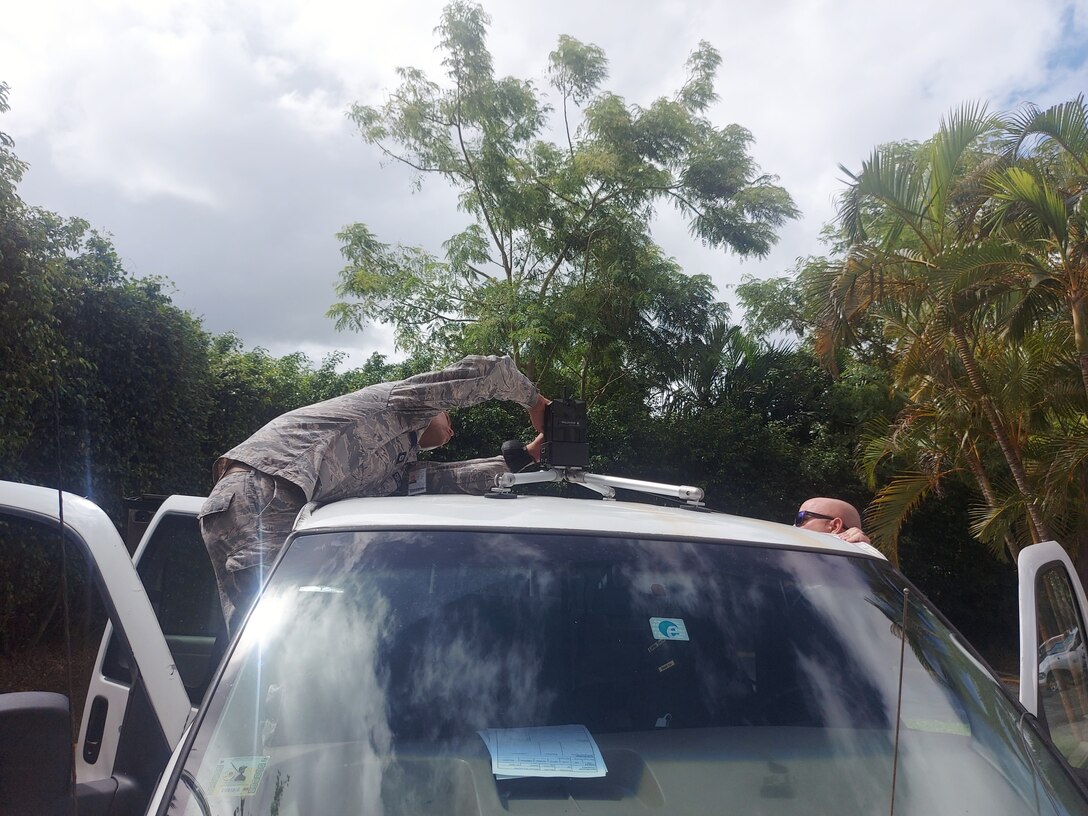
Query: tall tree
811 104 1057 554
994 96 1088 401
803 100 1088 576
332 2 797 400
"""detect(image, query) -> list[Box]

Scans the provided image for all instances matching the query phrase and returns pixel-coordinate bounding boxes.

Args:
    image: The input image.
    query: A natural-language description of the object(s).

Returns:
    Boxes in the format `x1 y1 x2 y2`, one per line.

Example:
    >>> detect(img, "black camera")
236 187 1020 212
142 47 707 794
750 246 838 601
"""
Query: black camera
541 395 589 469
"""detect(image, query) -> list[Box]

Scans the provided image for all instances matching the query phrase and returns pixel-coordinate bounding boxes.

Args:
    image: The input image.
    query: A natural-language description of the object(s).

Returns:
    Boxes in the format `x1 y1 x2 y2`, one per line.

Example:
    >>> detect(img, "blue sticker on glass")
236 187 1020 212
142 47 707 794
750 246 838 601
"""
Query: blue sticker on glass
649 617 689 641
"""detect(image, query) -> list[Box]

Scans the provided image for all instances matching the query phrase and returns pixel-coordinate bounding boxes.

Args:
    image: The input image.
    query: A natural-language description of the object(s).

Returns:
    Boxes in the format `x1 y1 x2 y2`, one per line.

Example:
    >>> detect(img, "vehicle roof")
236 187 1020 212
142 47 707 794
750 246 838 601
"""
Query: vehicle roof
295 493 885 559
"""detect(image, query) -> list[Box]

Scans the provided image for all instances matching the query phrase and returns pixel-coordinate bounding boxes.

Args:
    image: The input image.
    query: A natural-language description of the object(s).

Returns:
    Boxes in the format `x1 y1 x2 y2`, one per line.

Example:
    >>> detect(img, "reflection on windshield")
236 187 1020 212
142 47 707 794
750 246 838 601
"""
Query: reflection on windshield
170 532 1088 815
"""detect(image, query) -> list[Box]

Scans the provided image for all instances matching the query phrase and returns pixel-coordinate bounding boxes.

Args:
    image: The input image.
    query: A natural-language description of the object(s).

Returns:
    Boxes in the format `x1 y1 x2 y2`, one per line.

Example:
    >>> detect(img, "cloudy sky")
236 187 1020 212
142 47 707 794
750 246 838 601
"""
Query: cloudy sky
5 0 1087 366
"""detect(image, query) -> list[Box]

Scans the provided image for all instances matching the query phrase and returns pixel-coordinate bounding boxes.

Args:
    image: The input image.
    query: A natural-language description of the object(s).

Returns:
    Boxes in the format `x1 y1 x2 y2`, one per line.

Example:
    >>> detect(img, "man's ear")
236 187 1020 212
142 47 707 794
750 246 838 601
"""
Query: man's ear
830 518 845 533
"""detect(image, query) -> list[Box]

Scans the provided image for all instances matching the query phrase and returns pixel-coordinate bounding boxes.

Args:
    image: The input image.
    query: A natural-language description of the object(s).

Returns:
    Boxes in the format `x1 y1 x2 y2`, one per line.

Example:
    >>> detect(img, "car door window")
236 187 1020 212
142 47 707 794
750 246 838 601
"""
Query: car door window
102 512 225 704
1035 564 1088 770
0 511 105 723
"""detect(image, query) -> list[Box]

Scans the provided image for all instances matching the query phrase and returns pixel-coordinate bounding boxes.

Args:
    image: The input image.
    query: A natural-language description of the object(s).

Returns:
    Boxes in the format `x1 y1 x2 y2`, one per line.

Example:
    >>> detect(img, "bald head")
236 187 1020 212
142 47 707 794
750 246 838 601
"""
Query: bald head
797 497 863 534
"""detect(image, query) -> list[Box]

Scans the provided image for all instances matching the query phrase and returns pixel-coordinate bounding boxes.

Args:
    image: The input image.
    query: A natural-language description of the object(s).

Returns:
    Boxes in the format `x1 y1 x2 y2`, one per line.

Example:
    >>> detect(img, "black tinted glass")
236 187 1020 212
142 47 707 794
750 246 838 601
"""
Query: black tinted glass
172 531 1088 815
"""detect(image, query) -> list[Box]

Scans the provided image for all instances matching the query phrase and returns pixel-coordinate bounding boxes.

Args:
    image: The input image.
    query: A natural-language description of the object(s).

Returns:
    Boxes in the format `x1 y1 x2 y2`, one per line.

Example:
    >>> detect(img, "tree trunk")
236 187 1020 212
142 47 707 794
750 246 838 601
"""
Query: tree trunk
1068 289 1088 404
1072 529 1088 604
964 445 1020 561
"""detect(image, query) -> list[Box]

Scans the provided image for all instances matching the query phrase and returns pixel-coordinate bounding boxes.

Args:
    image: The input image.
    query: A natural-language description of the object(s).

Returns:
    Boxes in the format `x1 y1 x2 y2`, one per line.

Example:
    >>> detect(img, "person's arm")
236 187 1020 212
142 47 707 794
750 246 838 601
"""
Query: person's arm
407 433 545 495
404 457 509 495
388 356 543 422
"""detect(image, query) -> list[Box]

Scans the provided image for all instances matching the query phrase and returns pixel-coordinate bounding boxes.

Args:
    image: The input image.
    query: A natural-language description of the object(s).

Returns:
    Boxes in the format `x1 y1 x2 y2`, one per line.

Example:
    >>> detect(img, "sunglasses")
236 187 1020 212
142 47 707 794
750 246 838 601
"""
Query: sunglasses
794 509 836 527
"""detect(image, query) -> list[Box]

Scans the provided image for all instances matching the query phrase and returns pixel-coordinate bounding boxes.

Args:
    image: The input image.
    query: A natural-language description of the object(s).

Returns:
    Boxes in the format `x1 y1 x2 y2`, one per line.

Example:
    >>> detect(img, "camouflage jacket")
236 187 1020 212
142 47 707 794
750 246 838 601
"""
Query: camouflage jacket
216 355 539 502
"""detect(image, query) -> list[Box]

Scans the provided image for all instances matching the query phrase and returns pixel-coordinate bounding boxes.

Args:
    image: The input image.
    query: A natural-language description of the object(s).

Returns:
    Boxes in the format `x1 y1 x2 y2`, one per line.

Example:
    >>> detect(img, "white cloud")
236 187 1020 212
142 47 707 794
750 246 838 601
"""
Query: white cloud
4 0 1087 356
276 89 346 139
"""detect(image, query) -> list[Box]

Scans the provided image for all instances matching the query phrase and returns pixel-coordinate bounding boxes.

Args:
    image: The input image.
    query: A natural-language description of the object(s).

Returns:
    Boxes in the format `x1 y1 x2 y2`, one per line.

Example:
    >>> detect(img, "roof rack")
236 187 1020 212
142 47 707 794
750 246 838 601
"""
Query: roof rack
492 467 705 506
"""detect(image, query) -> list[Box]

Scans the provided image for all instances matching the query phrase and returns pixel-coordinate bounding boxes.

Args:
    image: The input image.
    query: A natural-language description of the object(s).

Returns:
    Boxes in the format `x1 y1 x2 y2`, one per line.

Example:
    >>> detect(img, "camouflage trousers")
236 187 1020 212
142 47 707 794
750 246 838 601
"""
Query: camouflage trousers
199 467 305 633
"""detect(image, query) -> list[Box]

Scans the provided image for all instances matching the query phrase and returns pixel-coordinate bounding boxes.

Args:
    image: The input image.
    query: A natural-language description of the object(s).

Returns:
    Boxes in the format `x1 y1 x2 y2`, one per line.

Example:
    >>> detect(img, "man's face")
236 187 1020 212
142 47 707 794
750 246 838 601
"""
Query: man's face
418 411 454 450
795 502 839 533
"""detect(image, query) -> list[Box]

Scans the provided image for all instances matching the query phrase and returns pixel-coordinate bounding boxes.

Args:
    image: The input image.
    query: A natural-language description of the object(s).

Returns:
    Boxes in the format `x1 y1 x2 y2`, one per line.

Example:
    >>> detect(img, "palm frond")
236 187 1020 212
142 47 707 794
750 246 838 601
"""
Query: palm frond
1007 95 1088 176
966 494 1025 560
929 241 1035 300
858 420 898 487
989 166 1070 245
1003 102 1043 159
866 474 937 564
836 162 867 244
928 101 1000 229
847 146 934 253
1039 427 1088 488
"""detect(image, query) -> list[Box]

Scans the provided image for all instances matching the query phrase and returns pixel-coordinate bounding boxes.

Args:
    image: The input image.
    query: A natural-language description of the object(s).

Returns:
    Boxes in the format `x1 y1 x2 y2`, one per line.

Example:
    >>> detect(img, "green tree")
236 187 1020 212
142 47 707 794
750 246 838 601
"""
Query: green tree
978 97 1088 567
809 105 1060 554
0 82 55 468
0 83 234 511
805 101 1088 574
993 96 1088 400
332 1 797 401
1 215 217 516
659 345 880 521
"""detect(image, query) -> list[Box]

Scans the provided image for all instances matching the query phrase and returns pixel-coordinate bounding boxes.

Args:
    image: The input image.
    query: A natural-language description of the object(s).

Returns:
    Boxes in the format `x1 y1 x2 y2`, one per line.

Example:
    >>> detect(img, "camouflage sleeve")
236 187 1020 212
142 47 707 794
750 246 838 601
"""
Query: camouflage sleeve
387 355 539 415
405 457 508 495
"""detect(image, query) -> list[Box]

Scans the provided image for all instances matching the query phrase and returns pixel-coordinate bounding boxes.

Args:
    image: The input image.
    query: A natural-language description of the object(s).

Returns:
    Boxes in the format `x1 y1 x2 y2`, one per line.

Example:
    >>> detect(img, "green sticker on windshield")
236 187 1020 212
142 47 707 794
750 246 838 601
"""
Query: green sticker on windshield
211 756 270 797
902 718 970 736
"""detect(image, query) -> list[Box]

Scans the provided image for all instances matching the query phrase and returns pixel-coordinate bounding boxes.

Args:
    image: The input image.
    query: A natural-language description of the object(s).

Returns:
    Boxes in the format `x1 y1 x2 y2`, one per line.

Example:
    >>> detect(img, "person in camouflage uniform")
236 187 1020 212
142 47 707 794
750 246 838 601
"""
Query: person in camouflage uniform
200 354 549 630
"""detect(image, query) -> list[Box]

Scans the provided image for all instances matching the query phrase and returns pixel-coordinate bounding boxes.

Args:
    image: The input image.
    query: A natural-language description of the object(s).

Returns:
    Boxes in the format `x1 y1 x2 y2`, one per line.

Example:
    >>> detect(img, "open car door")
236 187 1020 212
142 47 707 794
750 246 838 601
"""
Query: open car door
1019 539 1088 781
0 481 191 816
77 494 224 787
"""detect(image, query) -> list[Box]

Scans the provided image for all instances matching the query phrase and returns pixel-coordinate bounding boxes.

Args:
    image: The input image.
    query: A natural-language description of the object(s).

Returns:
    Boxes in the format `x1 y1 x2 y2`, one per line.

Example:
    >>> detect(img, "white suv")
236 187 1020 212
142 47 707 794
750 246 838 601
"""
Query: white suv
3 479 1088 815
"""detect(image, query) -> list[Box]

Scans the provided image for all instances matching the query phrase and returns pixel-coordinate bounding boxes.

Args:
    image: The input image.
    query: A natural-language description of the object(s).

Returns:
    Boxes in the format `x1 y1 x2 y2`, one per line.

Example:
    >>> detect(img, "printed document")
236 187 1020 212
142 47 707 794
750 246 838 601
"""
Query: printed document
477 724 608 779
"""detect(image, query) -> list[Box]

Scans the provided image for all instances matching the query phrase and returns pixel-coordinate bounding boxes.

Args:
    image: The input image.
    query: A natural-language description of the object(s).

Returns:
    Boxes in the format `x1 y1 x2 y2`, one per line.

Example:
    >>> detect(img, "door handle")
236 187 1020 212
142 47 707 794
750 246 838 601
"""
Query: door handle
82 696 108 764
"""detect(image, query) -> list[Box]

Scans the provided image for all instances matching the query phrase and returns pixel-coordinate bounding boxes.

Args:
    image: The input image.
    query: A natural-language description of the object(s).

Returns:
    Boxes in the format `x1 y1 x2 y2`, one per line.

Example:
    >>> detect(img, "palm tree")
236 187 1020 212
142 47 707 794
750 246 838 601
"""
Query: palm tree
989 95 1088 403
814 103 1055 549
661 319 789 417
860 317 1066 562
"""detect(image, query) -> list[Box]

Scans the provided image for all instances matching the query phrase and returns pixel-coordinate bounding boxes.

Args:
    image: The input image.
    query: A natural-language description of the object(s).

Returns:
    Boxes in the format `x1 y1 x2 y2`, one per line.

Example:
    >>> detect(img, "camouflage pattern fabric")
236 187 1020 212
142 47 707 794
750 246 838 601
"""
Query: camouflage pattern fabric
404 455 509 495
199 469 305 630
213 354 538 502
199 355 538 628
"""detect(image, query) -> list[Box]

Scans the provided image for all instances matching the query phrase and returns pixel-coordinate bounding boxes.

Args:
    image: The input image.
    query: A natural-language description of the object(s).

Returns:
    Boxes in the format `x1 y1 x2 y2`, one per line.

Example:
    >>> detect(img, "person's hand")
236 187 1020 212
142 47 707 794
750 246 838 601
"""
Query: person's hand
836 527 871 545
525 433 544 462
528 394 550 433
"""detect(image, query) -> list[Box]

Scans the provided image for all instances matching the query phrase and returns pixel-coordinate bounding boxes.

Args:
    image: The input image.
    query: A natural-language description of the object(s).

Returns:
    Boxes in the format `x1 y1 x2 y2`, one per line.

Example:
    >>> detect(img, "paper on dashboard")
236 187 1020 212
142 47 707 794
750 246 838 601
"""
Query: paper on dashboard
477 724 608 779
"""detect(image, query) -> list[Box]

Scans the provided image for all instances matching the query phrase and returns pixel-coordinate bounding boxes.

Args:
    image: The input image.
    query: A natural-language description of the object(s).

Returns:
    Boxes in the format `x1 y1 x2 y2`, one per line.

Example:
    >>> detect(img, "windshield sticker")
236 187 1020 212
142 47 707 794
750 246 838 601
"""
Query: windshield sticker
210 756 270 797
903 718 971 736
650 617 689 641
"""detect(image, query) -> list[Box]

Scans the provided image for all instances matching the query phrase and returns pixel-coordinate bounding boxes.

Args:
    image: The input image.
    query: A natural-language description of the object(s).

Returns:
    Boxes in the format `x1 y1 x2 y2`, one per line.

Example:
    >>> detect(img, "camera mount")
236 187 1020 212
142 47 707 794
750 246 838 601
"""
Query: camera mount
492 390 705 506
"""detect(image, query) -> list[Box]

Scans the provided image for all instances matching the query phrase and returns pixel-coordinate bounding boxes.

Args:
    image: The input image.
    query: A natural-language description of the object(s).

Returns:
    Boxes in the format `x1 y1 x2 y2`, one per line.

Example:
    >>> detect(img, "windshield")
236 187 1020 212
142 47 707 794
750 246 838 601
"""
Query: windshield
168 530 1087 815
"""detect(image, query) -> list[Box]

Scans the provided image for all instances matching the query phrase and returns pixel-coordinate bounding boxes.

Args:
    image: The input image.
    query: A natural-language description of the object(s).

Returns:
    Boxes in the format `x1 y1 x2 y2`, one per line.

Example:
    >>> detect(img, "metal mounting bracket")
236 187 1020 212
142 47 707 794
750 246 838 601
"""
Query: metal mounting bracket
493 467 704 506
